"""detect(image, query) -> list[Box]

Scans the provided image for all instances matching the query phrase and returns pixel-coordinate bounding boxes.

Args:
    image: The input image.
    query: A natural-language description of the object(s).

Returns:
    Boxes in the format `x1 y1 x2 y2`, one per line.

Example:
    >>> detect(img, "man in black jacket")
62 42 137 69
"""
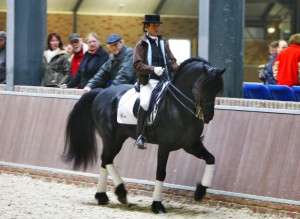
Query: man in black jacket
0 31 6 83
83 34 136 93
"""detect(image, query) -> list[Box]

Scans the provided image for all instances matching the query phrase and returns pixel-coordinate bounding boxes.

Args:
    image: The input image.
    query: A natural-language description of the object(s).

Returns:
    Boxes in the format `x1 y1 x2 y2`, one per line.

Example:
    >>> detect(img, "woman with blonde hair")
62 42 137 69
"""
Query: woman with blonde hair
61 32 109 89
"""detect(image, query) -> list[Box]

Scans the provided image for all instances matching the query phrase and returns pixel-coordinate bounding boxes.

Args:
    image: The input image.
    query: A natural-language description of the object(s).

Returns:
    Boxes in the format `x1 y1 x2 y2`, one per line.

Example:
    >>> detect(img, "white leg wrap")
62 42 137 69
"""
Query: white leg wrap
201 164 215 187
97 167 108 193
106 164 123 187
152 180 163 202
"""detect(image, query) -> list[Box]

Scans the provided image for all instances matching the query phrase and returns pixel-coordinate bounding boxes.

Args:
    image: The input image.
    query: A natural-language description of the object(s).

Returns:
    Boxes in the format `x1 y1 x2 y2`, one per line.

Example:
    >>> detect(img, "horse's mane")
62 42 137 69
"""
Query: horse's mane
173 56 211 82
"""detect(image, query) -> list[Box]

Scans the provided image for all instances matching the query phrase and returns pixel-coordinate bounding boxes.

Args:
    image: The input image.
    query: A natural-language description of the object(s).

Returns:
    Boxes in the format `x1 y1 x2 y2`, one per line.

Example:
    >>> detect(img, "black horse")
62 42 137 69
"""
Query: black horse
63 57 225 214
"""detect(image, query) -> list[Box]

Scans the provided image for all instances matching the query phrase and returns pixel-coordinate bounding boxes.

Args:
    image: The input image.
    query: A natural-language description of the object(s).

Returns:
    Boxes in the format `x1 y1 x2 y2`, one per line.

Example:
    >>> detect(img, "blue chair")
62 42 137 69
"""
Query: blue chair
243 86 250 98
243 83 271 100
292 86 300 102
267 85 296 101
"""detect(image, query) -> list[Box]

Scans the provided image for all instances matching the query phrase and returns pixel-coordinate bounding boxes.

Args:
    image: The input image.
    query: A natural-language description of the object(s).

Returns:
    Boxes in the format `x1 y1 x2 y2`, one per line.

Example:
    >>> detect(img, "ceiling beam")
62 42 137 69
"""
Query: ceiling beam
154 0 167 14
261 2 275 20
73 0 84 12
73 0 84 33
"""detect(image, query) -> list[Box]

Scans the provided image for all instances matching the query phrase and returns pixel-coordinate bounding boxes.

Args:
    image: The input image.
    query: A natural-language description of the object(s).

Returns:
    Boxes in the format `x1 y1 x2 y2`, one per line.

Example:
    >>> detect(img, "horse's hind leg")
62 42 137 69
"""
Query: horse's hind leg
95 166 109 205
95 135 128 205
183 140 215 201
106 164 128 204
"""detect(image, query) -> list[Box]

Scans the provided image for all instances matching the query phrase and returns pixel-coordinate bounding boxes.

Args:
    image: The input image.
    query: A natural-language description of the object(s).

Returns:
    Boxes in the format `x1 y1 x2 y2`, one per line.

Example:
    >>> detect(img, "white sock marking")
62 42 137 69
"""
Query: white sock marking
152 180 163 201
201 164 215 187
106 164 123 187
97 167 108 193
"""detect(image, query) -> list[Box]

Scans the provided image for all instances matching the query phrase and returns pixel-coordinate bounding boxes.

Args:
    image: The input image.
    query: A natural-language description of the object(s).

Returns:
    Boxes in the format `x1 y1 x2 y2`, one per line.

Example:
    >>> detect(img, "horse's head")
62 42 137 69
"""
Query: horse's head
193 67 225 124
172 57 225 123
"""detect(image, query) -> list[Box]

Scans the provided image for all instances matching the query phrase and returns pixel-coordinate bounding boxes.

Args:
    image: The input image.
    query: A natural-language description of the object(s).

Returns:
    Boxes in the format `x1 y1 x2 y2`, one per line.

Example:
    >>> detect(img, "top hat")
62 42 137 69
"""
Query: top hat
142 14 163 24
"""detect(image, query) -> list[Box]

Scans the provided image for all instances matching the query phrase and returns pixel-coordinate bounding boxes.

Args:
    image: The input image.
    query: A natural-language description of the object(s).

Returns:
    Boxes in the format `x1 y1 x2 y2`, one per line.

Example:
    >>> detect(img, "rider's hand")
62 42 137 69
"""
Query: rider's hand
83 86 92 93
154 67 164 76
60 84 67 89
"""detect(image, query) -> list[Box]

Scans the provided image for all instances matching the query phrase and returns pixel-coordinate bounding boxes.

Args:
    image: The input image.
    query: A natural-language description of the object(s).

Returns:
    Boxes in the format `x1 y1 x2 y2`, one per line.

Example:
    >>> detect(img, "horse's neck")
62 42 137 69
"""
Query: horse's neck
172 73 200 99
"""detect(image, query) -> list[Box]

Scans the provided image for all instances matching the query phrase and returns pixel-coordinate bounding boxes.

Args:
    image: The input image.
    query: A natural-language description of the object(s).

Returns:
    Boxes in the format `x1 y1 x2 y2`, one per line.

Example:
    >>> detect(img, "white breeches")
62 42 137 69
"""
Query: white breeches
140 79 160 111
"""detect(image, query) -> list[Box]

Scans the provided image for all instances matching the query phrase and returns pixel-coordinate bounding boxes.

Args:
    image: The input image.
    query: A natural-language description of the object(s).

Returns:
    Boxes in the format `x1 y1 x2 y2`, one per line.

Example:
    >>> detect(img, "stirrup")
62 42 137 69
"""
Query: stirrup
135 135 146 150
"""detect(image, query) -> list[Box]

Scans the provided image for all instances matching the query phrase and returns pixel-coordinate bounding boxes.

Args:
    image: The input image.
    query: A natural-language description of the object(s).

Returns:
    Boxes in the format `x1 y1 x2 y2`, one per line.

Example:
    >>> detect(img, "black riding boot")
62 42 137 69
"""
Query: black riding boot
135 107 147 149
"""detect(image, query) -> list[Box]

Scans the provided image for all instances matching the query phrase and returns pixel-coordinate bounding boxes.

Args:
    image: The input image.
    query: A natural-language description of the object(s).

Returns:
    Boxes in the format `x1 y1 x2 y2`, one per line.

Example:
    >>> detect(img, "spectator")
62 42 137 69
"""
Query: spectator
273 33 300 87
258 41 278 84
42 32 70 87
259 40 288 85
64 43 73 56
63 33 88 84
133 14 178 149
0 31 6 84
83 34 136 93
61 32 109 89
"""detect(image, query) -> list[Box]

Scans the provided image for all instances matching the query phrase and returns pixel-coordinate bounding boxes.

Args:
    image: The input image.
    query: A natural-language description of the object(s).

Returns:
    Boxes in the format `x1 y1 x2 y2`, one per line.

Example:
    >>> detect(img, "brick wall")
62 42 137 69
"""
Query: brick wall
0 11 273 82
47 14 199 55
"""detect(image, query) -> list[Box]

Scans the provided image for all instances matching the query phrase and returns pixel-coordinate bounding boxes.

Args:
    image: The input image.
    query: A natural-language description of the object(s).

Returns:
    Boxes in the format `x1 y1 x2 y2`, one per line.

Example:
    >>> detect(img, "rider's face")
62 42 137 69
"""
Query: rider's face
146 23 160 36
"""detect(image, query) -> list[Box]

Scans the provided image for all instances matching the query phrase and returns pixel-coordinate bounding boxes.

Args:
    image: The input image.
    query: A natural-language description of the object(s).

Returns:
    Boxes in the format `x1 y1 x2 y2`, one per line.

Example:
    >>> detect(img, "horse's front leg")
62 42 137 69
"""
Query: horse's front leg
184 140 215 201
152 146 170 214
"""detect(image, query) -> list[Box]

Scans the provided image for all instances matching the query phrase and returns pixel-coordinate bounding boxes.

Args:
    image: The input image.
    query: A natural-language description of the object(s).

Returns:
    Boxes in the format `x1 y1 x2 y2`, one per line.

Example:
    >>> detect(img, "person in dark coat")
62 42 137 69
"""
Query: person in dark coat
0 31 6 84
42 32 70 87
133 14 178 149
83 34 136 93
61 32 109 89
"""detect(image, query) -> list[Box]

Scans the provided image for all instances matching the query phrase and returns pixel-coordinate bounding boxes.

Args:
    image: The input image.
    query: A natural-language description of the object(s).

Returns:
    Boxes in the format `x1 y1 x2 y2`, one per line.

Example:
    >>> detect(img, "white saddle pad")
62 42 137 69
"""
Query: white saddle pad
117 88 139 124
117 88 158 125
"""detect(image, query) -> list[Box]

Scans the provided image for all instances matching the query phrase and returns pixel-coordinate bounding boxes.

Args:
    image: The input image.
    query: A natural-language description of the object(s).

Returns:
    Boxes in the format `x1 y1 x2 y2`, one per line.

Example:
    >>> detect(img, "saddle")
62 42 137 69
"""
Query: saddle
117 81 168 125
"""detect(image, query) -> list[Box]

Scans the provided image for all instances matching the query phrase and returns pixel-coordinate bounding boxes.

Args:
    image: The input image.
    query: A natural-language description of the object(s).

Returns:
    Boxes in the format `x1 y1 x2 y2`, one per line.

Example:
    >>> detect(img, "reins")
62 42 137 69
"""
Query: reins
160 73 204 119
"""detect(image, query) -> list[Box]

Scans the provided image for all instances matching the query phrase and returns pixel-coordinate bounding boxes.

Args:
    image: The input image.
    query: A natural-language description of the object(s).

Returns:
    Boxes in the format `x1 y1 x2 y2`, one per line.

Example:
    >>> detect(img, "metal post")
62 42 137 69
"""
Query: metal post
7 0 47 87
6 0 15 91
198 0 210 60
208 0 245 97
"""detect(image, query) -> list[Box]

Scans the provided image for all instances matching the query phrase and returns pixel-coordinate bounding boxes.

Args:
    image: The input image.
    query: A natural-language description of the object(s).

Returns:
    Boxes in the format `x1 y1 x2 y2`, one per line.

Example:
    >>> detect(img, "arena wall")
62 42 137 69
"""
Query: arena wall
0 85 299 206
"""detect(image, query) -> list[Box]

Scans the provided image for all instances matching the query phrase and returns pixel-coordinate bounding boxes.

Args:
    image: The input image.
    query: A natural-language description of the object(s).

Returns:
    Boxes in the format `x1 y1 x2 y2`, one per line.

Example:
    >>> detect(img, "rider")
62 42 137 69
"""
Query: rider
133 14 178 149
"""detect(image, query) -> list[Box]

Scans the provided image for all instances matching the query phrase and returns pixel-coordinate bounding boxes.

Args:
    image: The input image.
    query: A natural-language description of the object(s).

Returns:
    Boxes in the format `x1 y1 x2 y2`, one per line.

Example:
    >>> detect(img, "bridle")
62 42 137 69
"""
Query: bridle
160 72 214 120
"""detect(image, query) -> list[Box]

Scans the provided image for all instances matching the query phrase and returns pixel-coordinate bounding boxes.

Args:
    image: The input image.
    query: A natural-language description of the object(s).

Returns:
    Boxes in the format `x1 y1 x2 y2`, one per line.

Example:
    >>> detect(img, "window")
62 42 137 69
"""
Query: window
168 39 191 64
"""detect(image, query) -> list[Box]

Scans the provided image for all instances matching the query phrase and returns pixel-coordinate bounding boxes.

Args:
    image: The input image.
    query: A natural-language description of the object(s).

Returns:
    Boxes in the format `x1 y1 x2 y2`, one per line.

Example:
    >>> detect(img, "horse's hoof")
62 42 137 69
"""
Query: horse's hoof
194 183 207 201
115 183 128 204
151 201 167 214
95 192 109 205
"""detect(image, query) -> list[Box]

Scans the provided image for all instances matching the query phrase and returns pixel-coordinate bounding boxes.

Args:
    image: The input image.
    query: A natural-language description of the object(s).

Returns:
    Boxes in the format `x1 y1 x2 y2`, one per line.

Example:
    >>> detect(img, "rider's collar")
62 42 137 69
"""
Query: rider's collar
147 33 158 41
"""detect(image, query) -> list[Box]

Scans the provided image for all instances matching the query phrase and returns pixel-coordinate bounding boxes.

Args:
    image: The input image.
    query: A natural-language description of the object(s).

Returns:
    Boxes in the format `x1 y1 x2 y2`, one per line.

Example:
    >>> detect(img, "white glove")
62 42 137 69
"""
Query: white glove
154 67 164 76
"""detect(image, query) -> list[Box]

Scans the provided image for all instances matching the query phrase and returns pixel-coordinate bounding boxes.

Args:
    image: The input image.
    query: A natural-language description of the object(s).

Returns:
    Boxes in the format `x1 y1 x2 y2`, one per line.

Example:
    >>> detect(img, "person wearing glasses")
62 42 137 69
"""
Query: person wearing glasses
82 34 136 93
133 14 178 149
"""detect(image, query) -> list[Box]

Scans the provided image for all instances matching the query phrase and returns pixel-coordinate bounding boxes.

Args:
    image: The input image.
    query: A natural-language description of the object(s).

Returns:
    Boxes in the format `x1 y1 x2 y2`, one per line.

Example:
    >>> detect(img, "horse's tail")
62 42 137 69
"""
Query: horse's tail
63 88 103 170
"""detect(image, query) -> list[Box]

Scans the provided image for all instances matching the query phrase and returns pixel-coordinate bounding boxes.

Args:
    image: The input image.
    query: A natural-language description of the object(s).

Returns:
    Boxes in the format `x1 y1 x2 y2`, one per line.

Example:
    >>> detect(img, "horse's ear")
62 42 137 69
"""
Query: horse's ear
219 68 226 75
